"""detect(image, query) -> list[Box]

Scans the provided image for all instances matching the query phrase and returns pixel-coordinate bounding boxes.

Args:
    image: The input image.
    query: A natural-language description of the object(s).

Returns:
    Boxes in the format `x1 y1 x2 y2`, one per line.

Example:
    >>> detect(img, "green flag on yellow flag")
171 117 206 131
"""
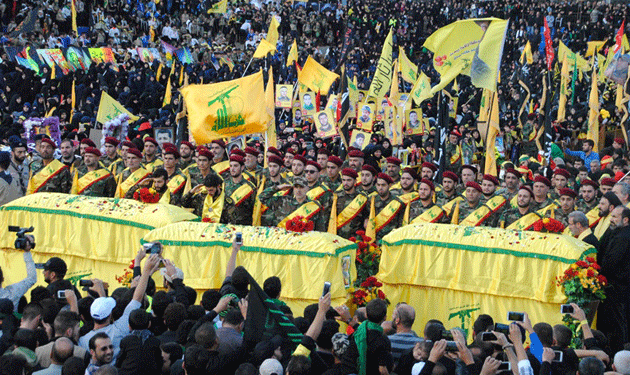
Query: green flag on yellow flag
410 72 431 106
286 40 298 67
424 18 508 93
207 0 227 13
181 71 270 144
298 56 339 95
588 69 600 151
368 28 393 99
96 91 139 124
253 39 277 59
398 47 418 84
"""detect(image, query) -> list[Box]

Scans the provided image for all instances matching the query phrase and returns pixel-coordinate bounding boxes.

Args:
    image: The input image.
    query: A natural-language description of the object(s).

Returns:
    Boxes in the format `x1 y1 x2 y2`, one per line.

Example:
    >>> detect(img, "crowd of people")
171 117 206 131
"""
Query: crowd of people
2 0 630 373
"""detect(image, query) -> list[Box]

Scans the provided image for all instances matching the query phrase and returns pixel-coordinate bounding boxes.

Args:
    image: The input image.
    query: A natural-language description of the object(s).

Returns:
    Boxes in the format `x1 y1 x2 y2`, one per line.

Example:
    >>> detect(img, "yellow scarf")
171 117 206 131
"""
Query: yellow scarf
27 160 68 194
277 201 321 229
460 196 507 226
115 168 150 198
71 168 112 195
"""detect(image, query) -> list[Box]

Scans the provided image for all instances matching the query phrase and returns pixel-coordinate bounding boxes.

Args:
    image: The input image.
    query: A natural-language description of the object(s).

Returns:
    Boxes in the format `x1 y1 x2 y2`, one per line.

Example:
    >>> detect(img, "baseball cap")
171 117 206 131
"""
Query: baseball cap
259 359 283 375
90 297 117 320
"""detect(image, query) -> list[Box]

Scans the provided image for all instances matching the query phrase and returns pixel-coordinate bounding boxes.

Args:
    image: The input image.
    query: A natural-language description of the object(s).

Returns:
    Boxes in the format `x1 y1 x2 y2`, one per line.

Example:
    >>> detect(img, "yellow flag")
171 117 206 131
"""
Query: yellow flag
424 18 508 93
398 47 418 83
181 71 271 144
179 65 184 86
298 56 339 95
207 0 227 13
253 39 277 59
557 55 569 122
484 91 500 175
368 28 394 99
286 40 298 67
266 16 280 47
349 76 359 105
623 34 630 53
265 67 277 148
156 63 163 80
558 41 590 72
162 75 172 107
390 59 400 103
365 195 376 242
96 91 140 124
70 80 76 123
588 69 599 151
520 41 533 65
586 41 606 57
71 0 77 35
410 72 431 106
477 89 491 150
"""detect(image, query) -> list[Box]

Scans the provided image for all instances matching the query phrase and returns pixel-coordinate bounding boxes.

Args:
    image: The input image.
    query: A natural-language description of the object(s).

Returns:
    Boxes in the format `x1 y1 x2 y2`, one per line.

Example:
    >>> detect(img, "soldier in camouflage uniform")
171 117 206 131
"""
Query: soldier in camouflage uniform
499 185 537 228
549 168 570 202
496 168 521 201
158 147 188 206
220 155 256 226
116 148 151 198
332 168 369 239
480 174 500 204
546 188 577 227
520 115 539 158
453 181 485 224
304 161 332 221
109 141 135 177
385 157 402 184
406 178 445 224
531 175 555 212
575 179 599 213
258 155 290 226
456 165 478 195
185 148 217 189
181 173 224 217
356 165 377 195
142 137 164 172
369 173 405 242
27 138 71 194
435 171 460 207
258 176 326 231
322 155 343 192
72 147 116 197
244 146 263 185
178 141 196 171
445 132 462 172
100 137 121 169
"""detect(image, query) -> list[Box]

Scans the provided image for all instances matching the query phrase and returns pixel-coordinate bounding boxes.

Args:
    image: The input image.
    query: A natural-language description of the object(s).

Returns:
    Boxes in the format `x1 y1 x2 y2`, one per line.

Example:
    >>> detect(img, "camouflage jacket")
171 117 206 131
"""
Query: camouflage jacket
259 187 326 231
221 176 256 226
28 159 71 194
334 189 369 240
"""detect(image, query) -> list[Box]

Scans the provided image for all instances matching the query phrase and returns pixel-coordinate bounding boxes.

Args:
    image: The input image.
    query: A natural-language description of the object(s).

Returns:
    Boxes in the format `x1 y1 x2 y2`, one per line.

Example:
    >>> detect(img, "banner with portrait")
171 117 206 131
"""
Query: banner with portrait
314 110 337 138
275 84 293 108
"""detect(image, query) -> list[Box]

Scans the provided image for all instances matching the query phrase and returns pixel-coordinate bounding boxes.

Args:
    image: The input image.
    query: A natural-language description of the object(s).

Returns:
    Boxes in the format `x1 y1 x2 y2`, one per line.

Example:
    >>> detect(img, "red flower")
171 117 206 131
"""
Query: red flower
377 289 386 299
202 217 211 222
587 269 595 278
597 274 607 284
357 230 365 236
306 221 314 231
592 263 601 270
576 260 588 268
349 237 356 242
586 257 595 263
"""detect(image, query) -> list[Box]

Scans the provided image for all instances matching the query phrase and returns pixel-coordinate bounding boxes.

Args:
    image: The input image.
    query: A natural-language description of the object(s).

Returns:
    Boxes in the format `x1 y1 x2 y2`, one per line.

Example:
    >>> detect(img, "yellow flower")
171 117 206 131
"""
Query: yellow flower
543 218 550 224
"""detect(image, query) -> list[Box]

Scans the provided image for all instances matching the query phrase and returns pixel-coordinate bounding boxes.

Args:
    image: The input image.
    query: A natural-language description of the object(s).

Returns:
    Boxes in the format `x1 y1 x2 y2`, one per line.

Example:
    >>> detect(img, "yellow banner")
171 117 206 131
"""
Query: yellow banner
162 75 172 107
181 71 270 144
115 168 150 198
72 168 112 195
27 160 68 195
424 18 508 93
557 55 569 122
253 39 276 59
266 67 277 148
398 47 418 84
298 56 339 95
207 0 227 13
286 40 298 67
266 16 280 47
558 41 590 72
586 41 606 58
410 72 432 106
368 28 393 99
484 91 499 175
520 41 533 65
588 69 599 151
96 91 139 124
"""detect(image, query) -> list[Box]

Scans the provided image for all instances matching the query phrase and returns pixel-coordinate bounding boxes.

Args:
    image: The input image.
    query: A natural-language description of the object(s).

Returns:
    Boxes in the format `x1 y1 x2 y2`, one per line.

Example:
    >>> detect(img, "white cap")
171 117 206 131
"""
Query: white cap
259 358 283 375
90 297 116 320
160 267 184 283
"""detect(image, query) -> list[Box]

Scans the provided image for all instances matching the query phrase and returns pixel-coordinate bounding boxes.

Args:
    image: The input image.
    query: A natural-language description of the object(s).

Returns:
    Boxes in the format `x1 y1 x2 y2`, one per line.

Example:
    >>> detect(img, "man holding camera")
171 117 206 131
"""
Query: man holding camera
0 233 36 311
43 257 82 307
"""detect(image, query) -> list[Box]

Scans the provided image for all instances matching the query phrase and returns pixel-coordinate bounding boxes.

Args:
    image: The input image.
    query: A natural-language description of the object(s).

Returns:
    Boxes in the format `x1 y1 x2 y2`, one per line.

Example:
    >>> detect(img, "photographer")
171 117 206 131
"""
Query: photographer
0 233 36 311
43 257 82 308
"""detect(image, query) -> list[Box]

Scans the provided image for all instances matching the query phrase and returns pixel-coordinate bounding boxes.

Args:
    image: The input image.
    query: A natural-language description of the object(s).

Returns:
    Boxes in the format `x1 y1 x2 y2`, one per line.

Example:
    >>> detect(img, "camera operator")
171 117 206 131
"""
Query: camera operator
0 234 36 311
43 257 82 308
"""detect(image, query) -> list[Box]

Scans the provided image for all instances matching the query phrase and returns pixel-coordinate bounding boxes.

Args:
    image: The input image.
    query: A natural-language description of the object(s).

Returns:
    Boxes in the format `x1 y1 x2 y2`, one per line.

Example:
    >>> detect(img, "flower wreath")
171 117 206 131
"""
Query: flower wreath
22 117 62 153
532 217 565 233
286 215 315 233
133 187 161 203
101 113 130 151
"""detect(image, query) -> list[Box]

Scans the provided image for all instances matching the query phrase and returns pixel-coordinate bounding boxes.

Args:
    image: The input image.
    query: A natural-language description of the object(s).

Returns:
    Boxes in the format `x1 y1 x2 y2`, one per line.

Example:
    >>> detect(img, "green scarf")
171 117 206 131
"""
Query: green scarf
354 321 383 375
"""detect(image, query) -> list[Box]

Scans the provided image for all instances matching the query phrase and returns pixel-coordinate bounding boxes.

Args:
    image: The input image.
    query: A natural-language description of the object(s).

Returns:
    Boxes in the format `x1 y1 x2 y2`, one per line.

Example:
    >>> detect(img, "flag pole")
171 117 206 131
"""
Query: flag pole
242 57 254 77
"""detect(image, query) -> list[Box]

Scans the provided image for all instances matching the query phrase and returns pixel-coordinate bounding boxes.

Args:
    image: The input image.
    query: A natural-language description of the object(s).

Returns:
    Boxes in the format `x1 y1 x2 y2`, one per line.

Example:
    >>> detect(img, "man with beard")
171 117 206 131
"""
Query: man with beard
329 168 369 239
365 173 405 241
43 257 81 307
436 171 460 207
181 173 224 220
142 137 164 172
86 333 114 375
304 160 332 220
185 147 216 189
391 168 418 204
597 205 630 353
347 150 365 173
158 147 188 206
109 141 135 177
323 156 343 191
259 176 325 231
480 174 500 203
404 178 445 225
453 181 484 225
8 137 29 197
59 139 82 173
546 188 577 227
317 148 329 170
254 155 290 226
550 168 571 201
498 168 521 202
567 211 598 249
531 175 555 212
357 165 378 195
220 155 256 225
600 177 615 195
27 138 71 194
500 185 536 228
178 141 195 170
243 146 262 183
386 157 402 184
577 179 599 212
115 148 151 198
100 137 121 169
210 140 230 175
71 147 116 197
457 165 477 194
594 192 623 239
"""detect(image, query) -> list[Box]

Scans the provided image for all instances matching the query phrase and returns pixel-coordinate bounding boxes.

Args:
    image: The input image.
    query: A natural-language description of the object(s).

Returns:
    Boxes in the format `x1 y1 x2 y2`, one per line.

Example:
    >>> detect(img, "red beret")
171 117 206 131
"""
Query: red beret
347 146 359 153
519 185 534 197
180 141 194 150
581 179 599 189
83 147 101 157
293 154 307 164
402 167 418 180
386 157 402 166
348 150 365 158
342 168 358 179
614 138 625 145
317 148 331 156
361 165 378 176
163 147 181 159
559 187 577 198
127 148 142 159
197 148 214 159
554 168 571 179
328 155 343 167
40 138 56 148
144 137 159 146
421 162 438 173
286 149 297 155
267 147 282 156
465 181 483 193
601 177 616 187
534 175 551 187
243 146 259 157
377 172 393 184
461 164 478 175
505 168 520 178
420 178 434 190
211 139 226 148
306 160 322 171
483 174 499 185
138 122 151 131
121 141 135 149
268 155 284 166
80 138 96 147
229 155 245 165
450 130 461 137
442 171 459 182
230 148 246 158
104 137 119 147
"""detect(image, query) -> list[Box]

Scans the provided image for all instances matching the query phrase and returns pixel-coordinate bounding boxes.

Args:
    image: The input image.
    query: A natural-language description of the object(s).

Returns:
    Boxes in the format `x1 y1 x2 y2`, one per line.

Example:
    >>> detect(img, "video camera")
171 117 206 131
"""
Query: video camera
8 226 34 250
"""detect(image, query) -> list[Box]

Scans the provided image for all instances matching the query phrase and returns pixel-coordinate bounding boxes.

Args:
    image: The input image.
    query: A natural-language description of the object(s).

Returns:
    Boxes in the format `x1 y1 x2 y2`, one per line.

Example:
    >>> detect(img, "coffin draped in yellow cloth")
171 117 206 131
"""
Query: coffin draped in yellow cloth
142 223 357 314
377 223 596 338
0 193 197 290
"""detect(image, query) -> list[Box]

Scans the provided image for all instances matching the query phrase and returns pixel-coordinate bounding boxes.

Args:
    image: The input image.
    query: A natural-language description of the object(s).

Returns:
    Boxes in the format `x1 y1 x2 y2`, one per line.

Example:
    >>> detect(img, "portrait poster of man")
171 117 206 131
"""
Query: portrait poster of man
326 94 339 113
350 130 371 150
275 84 293 108
358 90 367 103
376 98 390 121
385 118 401 145
356 102 375 132
314 110 337 138
397 93 410 107
406 109 424 135
293 101 303 126
227 136 245 154
301 91 316 116
155 128 173 150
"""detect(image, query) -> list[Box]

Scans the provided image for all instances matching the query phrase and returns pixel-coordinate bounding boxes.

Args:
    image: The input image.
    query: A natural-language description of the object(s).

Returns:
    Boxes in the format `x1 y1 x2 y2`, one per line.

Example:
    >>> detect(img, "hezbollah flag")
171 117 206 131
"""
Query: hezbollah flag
520 41 533 65
367 28 394 99
557 55 569 122
286 40 298 67
398 47 418 84
207 0 227 13
424 18 508 93
586 41 606 58
298 56 339 95
266 16 280 47
484 91 500 175
410 72 431 106
265 67 277 148
558 41 590 73
588 69 600 151
181 71 270 144
96 91 140 124
254 39 277 59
